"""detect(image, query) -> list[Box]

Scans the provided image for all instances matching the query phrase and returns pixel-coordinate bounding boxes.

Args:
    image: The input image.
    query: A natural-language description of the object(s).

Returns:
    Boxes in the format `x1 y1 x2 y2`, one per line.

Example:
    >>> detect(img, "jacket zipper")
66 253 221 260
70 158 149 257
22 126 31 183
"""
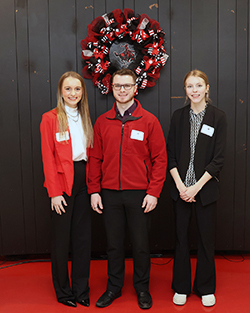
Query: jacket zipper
119 123 125 190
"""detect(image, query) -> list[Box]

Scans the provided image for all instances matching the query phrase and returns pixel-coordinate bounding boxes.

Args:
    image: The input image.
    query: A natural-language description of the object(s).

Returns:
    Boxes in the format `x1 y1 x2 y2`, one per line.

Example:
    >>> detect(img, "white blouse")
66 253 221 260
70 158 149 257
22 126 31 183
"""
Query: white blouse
65 105 87 161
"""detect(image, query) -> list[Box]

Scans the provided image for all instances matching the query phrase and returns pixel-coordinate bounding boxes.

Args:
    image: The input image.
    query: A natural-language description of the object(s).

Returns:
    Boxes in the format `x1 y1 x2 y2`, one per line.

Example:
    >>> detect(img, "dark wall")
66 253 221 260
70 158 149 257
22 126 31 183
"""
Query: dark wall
0 0 249 255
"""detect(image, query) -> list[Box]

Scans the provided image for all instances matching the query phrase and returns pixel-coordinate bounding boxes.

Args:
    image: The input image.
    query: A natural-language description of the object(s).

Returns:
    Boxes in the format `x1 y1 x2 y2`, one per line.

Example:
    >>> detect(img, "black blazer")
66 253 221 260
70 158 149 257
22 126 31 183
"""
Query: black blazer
167 104 227 206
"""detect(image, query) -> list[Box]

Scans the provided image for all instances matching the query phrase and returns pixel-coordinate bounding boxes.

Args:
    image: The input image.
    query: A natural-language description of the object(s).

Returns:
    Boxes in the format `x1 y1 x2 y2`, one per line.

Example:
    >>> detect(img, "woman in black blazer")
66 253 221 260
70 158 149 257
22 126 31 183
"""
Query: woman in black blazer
167 70 226 307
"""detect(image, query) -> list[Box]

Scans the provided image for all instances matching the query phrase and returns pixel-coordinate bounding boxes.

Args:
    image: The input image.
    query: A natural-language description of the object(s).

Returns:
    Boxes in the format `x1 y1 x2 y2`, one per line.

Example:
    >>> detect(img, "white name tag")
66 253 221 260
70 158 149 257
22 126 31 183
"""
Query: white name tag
200 124 214 137
130 129 144 141
56 131 69 142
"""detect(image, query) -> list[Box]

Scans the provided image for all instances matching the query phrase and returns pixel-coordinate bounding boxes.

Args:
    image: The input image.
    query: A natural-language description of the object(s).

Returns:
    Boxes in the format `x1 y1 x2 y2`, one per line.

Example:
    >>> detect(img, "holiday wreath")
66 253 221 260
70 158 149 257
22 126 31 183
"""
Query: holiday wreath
81 8 168 94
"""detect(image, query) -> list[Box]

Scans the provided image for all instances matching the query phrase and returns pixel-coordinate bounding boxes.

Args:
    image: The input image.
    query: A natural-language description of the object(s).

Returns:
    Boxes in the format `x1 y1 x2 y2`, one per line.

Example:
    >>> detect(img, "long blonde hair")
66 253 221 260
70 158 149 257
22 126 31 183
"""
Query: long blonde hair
56 71 93 147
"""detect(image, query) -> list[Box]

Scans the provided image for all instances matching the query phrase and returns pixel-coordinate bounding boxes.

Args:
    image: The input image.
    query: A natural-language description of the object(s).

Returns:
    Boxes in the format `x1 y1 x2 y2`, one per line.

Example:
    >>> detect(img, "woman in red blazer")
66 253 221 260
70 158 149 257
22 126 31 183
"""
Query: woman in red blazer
40 71 93 307
167 70 227 307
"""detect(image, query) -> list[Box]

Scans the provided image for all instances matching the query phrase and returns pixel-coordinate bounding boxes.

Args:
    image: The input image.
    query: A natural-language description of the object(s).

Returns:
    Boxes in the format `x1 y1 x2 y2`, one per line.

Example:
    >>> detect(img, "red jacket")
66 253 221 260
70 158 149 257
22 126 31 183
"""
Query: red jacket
88 99 167 198
40 109 74 197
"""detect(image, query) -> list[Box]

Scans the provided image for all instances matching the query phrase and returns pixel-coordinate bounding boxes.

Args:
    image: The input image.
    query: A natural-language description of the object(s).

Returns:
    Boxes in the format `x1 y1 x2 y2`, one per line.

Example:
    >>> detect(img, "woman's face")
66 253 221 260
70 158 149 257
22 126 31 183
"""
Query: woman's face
185 75 209 106
61 77 83 108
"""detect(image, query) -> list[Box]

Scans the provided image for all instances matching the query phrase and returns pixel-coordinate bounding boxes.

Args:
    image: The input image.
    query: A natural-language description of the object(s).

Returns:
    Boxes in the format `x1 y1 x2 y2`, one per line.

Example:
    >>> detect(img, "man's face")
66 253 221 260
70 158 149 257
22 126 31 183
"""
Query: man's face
112 74 137 106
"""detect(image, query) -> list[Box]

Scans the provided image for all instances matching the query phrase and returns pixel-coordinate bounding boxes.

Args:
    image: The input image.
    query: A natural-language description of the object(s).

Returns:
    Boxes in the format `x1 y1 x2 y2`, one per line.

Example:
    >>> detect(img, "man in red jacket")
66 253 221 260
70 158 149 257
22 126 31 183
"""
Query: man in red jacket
88 68 167 309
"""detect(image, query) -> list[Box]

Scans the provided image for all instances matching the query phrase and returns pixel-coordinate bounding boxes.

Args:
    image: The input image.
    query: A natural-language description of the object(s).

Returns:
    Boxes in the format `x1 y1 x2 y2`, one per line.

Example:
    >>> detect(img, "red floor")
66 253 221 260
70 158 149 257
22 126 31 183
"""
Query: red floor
0 255 250 312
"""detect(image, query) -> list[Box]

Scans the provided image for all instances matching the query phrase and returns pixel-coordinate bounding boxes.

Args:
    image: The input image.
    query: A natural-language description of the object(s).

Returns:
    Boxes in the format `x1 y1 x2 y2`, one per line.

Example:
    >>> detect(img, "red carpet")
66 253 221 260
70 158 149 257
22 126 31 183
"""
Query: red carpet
0 255 250 312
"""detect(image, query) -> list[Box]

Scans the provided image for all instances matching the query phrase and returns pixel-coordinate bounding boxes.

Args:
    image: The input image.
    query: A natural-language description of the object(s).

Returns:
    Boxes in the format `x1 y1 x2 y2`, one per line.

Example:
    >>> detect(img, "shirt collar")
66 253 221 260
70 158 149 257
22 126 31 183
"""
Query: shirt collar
190 103 207 117
115 101 137 117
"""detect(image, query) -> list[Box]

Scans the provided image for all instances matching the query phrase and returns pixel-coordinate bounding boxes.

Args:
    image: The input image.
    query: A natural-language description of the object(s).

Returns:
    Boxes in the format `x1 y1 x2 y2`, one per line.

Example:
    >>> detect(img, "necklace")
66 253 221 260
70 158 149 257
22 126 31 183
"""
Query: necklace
66 111 79 122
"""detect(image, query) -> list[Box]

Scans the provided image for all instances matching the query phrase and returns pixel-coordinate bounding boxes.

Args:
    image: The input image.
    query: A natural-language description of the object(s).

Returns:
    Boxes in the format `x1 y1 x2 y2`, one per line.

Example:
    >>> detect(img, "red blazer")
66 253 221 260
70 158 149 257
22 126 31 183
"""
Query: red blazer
40 109 74 198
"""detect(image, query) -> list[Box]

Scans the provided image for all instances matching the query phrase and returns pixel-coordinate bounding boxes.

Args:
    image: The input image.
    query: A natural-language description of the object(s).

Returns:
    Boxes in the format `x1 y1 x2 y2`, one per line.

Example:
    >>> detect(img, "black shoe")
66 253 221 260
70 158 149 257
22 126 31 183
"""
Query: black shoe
137 291 152 309
60 300 77 307
77 298 90 307
96 290 121 307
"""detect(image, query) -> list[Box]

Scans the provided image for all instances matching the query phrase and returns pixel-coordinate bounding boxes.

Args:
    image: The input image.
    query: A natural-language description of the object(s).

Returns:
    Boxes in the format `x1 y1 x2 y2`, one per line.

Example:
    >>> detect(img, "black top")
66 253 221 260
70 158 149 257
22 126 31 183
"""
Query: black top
167 104 227 206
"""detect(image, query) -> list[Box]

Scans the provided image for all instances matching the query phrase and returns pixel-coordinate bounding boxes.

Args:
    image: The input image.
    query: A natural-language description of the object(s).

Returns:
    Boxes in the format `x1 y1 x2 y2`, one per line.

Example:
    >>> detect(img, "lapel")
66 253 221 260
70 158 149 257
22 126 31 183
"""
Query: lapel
196 104 214 144
179 105 191 173
201 104 214 127
182 105 191 147
53 111 73 165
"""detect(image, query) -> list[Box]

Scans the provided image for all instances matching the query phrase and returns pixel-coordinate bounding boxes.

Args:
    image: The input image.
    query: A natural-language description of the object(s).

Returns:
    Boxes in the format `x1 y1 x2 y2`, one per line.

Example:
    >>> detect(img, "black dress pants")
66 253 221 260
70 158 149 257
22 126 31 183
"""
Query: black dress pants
172 195 216 296
101 189 151 294
51 161 91 302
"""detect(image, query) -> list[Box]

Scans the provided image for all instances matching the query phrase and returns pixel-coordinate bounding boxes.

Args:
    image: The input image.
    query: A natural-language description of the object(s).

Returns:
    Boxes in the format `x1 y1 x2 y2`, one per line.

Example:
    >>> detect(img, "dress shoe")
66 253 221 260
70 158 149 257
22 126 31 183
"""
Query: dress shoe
202 294 216 307
137 291 152 309
96 290 121 307
60 300 77 307
173 292 187 305
77 298 90 307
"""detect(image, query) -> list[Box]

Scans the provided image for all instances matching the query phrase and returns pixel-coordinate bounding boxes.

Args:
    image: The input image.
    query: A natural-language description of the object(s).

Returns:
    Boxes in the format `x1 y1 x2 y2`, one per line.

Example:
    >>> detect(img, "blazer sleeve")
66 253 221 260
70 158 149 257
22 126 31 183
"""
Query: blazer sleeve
146 117 168 198
87 119 103 194
40 113 63 197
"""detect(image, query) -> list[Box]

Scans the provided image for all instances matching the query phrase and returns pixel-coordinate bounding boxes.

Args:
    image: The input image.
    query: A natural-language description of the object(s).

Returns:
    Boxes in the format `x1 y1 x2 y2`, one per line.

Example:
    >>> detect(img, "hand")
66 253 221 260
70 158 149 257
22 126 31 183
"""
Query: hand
142 194 158 213
180 185 199 203
177 182 187 195
51 196 67 215
91 193 103 214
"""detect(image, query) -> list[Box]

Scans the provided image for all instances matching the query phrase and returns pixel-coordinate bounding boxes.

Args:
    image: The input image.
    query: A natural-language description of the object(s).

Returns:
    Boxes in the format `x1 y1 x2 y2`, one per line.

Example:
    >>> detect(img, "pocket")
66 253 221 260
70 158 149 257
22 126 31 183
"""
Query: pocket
56 164 64 173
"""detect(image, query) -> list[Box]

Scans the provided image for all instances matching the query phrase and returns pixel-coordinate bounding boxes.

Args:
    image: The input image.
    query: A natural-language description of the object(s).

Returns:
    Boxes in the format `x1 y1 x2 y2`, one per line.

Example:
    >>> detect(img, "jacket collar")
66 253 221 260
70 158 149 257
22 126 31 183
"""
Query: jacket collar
106 98 143 120
185 103 212 114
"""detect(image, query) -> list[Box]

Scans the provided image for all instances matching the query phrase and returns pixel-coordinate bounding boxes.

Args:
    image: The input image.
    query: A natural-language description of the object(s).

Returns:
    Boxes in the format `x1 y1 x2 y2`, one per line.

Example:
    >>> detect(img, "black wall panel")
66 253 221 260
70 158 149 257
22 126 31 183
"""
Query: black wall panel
0 0 26 255
15 0 37 253
245 2 250 251
217 0 236 250
0 0 249 255
234 0 248 250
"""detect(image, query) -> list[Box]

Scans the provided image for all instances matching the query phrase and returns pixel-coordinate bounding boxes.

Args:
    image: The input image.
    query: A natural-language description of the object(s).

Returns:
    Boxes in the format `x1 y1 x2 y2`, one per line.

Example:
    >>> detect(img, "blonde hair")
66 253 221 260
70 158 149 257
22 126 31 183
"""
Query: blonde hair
56 71 93 147
183 69 211 104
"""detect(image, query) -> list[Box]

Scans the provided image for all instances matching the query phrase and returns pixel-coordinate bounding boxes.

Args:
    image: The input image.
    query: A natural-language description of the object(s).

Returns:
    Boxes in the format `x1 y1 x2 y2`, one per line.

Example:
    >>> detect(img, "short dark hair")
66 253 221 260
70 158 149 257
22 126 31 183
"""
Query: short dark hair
111 68 137 83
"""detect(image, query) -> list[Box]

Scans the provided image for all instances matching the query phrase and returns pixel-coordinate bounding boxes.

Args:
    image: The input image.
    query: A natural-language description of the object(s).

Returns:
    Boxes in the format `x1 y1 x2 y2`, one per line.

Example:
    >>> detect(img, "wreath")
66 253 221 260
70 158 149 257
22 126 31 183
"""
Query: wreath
81 8 168 94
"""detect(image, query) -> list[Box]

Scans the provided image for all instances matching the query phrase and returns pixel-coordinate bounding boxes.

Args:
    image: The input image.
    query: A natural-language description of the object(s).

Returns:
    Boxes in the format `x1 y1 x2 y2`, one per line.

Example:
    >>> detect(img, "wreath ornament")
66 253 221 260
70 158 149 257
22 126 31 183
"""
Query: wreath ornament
81 8 169 95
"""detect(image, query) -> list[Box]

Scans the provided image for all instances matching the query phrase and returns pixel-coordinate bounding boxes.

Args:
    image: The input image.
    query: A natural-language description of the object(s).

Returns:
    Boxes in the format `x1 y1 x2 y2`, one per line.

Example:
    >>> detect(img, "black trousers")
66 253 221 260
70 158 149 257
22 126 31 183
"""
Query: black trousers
51 161 91 302
172 195 216 296
101 189 151 294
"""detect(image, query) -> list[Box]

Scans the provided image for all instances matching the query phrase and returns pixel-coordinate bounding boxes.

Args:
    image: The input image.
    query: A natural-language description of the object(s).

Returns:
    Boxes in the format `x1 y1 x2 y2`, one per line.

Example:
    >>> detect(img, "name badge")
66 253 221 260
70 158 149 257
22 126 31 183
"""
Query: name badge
130 129 144 141
200 124 214 137
56 131 69 142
